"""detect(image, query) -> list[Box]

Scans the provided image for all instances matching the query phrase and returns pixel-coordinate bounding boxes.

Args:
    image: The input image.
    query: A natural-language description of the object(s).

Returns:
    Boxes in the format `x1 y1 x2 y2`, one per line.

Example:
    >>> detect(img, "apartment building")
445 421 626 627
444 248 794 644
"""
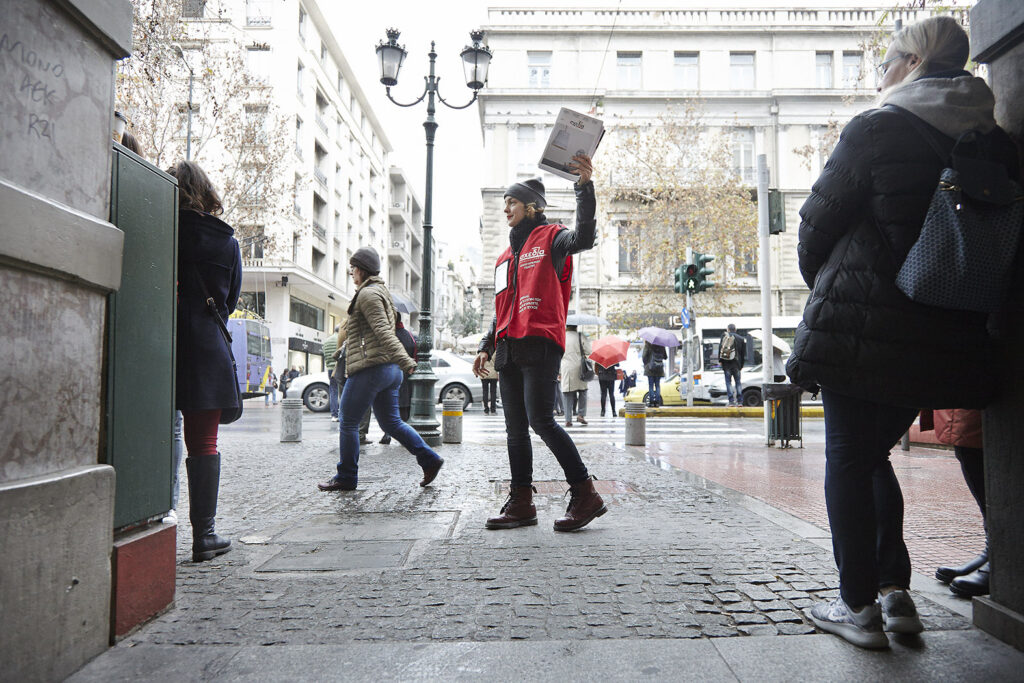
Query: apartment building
476 3 949 328
189 0 423 374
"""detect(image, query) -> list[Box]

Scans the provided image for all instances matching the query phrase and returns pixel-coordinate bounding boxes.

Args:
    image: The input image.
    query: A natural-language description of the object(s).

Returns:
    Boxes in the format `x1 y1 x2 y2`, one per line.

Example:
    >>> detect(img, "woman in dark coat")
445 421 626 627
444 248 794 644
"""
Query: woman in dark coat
786 16 1019 649
642 341 666 407
168 160 241 562
380 312 416 445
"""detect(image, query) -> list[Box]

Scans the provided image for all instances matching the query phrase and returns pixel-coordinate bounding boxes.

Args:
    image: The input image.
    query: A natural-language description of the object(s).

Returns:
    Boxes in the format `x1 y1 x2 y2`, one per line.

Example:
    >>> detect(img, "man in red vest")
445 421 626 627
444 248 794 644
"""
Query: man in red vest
474 154 607 532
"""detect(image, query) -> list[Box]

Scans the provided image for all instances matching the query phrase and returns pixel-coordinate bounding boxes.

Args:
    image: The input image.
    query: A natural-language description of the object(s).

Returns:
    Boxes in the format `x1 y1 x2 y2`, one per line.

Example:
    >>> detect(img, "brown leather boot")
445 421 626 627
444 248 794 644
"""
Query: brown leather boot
486 485 538 529
553 476 607 532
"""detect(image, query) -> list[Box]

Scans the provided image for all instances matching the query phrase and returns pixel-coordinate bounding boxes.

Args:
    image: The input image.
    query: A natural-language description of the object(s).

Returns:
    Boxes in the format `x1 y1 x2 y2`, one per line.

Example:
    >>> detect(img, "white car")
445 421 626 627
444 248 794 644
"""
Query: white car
706 364 769 406
286 348 483 413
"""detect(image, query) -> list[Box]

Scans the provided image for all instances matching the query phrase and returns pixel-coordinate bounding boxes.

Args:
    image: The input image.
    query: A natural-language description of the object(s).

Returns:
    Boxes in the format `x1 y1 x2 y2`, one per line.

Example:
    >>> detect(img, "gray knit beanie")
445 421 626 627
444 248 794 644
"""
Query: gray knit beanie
350 246 380 275
504 177 547 210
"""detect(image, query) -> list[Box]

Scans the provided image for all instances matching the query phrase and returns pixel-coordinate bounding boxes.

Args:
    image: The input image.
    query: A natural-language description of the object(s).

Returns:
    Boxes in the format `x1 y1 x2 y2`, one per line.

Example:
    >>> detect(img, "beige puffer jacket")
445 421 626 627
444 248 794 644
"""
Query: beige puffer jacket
344 276 416 377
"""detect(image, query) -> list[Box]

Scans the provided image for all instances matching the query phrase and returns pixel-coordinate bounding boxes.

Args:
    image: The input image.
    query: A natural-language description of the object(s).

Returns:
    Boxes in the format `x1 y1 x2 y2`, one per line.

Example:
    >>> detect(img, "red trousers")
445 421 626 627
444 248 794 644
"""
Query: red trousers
181 409 221 456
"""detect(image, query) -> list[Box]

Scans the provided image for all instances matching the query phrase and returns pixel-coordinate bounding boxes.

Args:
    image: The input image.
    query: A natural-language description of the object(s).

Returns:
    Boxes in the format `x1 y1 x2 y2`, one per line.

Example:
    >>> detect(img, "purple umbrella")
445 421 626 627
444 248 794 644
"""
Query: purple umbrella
638 326 681 348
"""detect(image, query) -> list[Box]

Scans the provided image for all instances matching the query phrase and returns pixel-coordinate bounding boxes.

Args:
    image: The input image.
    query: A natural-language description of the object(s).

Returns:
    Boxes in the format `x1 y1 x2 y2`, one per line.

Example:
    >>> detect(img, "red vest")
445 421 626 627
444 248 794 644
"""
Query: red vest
494 224 573 350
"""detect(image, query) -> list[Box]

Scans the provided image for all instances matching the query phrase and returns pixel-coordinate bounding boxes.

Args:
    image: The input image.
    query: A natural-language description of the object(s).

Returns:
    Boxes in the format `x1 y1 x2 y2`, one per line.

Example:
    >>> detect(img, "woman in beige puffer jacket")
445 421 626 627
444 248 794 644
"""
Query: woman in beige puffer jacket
318 247 443 492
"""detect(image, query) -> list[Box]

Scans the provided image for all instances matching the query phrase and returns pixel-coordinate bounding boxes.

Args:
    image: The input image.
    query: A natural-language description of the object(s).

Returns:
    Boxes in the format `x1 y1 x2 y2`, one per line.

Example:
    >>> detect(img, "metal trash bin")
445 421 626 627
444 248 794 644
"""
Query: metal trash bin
624 402 646 446
280 398 303 442
764 383 803 448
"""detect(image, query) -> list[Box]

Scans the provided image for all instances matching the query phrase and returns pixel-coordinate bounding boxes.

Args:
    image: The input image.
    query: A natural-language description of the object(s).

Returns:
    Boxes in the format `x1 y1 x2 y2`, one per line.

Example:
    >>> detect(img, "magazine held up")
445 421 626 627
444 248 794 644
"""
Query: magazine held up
538 107 604 181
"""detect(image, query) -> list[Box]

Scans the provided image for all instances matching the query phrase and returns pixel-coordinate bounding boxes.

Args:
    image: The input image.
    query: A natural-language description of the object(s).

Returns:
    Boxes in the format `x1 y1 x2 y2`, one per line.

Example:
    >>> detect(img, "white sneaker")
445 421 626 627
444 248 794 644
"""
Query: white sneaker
880 589 924 634
808 597 889 649
161 509 178 525
331 416 339 422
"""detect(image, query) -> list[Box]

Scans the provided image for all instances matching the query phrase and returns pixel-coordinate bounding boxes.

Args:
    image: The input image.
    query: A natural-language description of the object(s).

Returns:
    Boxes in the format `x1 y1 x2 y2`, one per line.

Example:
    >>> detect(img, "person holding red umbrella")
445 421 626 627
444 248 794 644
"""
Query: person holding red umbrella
590 335 629 417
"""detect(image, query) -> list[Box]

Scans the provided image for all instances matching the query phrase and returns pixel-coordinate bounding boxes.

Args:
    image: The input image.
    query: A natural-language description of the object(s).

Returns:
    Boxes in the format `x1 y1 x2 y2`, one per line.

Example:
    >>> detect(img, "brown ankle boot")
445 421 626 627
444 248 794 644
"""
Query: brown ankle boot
486 485 538 529
553 476 607 532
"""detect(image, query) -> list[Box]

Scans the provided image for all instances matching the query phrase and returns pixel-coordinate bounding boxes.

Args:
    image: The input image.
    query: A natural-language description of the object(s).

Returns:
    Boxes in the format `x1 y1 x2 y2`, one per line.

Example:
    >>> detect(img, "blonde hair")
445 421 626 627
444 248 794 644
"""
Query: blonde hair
524 203 541 220
880 16 969 99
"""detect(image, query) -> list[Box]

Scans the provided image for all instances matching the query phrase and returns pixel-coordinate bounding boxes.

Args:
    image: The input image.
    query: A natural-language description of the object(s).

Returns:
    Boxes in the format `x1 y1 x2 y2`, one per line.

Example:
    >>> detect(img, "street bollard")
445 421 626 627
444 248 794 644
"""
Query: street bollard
624 401 646 446
442 399 463 444
280 398 303 442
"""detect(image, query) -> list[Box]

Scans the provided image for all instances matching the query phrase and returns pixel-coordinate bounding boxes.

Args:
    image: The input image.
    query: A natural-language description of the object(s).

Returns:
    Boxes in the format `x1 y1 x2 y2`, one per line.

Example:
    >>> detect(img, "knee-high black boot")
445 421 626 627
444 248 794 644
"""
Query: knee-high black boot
186 454 232 562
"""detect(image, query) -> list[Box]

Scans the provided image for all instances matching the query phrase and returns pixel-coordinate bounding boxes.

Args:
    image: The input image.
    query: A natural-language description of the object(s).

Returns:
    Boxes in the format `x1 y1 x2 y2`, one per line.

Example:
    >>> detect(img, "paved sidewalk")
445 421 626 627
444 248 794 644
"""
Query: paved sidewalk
70 410 1022 681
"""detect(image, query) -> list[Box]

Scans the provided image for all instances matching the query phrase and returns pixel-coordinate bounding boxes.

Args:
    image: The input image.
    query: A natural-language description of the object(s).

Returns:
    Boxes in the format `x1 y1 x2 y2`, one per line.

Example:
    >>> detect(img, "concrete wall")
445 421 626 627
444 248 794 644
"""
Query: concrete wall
0 0 130 678
970 0 1024 652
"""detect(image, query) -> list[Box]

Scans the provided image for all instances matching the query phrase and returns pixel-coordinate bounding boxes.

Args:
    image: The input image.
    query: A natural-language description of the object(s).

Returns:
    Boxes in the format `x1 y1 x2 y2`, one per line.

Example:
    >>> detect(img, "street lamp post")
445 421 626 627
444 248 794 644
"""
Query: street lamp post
375 28 492 446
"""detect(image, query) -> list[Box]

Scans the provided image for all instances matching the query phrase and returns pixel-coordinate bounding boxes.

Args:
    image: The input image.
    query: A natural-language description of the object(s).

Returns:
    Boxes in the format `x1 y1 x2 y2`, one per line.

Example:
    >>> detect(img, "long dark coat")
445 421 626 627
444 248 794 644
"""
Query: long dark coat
175 209 242 412
395 323 416 409
786 94 1019 409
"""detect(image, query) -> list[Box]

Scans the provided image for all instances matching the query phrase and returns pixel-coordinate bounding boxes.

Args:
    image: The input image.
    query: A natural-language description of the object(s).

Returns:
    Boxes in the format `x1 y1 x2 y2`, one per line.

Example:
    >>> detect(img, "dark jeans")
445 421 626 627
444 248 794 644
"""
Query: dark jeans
499 352 589 487
328 370 340 418
821 388 919 607
647 375 662 406
955 446 986 533
335 363 441 485
481 379 499 412
599 379 616 415
722 360 742 403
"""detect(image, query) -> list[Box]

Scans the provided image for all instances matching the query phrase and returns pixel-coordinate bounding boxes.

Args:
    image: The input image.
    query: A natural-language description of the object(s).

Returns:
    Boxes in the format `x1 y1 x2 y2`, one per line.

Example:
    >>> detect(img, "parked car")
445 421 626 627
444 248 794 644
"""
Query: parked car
624 373 712 406
287 348 483 413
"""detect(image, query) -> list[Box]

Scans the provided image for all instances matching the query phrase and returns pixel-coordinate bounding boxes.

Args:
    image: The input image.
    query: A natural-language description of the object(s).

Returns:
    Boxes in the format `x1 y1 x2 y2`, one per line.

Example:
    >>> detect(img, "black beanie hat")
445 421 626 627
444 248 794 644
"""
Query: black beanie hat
350 246 380 275
504 177 547 210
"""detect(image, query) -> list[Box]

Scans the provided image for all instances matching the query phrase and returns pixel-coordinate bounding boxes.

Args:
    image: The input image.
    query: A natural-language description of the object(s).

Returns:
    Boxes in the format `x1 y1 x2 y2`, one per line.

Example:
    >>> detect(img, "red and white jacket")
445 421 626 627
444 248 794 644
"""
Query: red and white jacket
493 224 573 350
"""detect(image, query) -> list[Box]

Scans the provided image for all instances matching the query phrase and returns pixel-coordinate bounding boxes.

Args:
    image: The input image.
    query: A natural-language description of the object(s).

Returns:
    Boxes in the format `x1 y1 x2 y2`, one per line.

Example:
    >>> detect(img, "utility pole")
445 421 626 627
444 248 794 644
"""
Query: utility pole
756 154 773 443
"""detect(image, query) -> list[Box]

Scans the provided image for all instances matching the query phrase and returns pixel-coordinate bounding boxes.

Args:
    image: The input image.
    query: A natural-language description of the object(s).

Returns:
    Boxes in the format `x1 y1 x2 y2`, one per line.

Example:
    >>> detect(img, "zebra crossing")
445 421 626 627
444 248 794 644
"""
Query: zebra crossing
454 413 763 444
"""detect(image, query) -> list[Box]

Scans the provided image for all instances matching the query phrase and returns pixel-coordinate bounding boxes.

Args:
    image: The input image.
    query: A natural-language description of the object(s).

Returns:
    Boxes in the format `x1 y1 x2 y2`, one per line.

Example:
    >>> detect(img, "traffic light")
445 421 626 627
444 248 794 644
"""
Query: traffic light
693 252 715 292
685 263 698 292
673 263 687 294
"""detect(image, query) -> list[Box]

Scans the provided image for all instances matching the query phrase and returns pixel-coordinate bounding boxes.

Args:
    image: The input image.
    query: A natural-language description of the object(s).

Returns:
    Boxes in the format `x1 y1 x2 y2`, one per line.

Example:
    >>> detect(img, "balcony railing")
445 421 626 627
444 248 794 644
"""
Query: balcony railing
313 167 328 186
312 221 326 241
315 114 329 135
246 14 271 26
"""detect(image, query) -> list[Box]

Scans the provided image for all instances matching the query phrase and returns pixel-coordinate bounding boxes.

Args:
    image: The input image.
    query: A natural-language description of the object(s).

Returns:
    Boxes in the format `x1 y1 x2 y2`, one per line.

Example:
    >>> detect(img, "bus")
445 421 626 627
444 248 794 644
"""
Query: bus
227 311 272 399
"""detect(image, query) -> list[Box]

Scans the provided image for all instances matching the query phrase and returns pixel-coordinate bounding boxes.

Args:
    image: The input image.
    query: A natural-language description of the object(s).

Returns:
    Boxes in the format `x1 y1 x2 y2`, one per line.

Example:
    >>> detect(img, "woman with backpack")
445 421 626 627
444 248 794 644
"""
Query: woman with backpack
786 16 1020 649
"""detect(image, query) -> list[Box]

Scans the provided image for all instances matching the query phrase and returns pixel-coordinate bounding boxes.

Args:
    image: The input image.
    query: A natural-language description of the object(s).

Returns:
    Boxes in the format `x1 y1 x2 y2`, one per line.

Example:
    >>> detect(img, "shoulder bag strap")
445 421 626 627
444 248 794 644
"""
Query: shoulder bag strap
190 262 233 345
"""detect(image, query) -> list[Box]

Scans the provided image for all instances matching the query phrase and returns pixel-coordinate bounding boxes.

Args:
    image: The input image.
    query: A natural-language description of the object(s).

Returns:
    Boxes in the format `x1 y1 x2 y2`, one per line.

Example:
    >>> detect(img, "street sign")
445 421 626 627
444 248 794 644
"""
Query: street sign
681 308 690 329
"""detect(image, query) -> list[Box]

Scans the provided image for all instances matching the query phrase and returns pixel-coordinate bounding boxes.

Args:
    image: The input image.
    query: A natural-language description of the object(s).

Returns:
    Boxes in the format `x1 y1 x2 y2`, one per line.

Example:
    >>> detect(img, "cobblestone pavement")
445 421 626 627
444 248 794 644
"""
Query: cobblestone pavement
127 406 974 649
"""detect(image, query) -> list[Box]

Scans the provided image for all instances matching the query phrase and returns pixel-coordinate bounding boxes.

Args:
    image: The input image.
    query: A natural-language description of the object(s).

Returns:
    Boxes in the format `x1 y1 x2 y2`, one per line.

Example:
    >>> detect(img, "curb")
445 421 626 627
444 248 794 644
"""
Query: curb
618 406 825 418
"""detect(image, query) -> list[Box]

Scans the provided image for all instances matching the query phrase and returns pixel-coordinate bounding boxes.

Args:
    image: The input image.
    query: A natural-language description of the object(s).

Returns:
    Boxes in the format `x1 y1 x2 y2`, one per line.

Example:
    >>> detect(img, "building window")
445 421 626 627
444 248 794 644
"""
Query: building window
617 51 642 90
732 128 756 184
289 296 325 331
815 52 833 88
245 0 271 26
293 174 302 216
291 233 301 261
515 125 536 178
296 61 305 99
239 292 266 318
320 41 328 66
295 116 303 158
730 52 755 90
337 71 344 95
244 104 269 143
246 45 271 82
182 0 205 18
527 51 551 87
618 222 638 274
347 179 354 207
842 51 862 87
298 6 307 43
673 52 699 90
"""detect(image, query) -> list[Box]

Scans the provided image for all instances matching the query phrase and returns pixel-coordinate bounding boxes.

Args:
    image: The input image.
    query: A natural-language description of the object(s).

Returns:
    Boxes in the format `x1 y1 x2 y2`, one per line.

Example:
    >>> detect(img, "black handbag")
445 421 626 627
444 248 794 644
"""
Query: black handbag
888 106 1024 312
578 333 596 382
190 264 243 424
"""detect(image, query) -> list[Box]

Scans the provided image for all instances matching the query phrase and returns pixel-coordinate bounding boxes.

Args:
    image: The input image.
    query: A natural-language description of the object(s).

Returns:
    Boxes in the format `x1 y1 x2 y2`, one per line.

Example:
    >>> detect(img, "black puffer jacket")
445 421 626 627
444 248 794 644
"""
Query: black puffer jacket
787 74 1019 409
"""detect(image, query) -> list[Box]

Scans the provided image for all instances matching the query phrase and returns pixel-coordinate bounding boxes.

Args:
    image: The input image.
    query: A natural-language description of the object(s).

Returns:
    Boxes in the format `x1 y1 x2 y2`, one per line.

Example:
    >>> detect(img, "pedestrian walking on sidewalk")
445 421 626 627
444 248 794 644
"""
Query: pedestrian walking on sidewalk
167 160 241 563
922 409 990 598
319 247 443 491
719 324 746 406
642 341 666 407
480 355 499 414
475 155 607 532
786 16 1020 649
323 325 341 420
561 326 591 426
264 367 278 405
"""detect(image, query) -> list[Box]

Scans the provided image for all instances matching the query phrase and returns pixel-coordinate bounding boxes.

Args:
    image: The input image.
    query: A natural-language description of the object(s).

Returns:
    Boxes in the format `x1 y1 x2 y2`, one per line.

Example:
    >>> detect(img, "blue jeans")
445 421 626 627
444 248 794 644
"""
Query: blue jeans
722 361 742 403
499 352 589 487
328 369 340 418
171 410 184 509
821 389 919 607
647 376 662 406
336 363 441 485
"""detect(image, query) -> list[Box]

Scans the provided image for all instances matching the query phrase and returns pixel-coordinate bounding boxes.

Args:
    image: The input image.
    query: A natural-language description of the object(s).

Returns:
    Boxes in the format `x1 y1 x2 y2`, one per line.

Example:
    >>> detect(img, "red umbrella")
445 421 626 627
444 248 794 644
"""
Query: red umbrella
589 335 629 369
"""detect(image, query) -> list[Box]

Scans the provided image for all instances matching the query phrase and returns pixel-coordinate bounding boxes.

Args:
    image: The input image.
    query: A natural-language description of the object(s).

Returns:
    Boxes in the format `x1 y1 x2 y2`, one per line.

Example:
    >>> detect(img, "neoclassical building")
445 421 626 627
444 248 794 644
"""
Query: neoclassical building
475 3 951 327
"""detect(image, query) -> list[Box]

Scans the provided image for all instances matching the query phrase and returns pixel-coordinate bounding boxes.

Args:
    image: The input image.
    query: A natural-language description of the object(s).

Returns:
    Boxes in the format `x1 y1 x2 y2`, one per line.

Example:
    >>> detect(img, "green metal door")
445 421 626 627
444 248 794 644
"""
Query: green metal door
104 144 178 529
